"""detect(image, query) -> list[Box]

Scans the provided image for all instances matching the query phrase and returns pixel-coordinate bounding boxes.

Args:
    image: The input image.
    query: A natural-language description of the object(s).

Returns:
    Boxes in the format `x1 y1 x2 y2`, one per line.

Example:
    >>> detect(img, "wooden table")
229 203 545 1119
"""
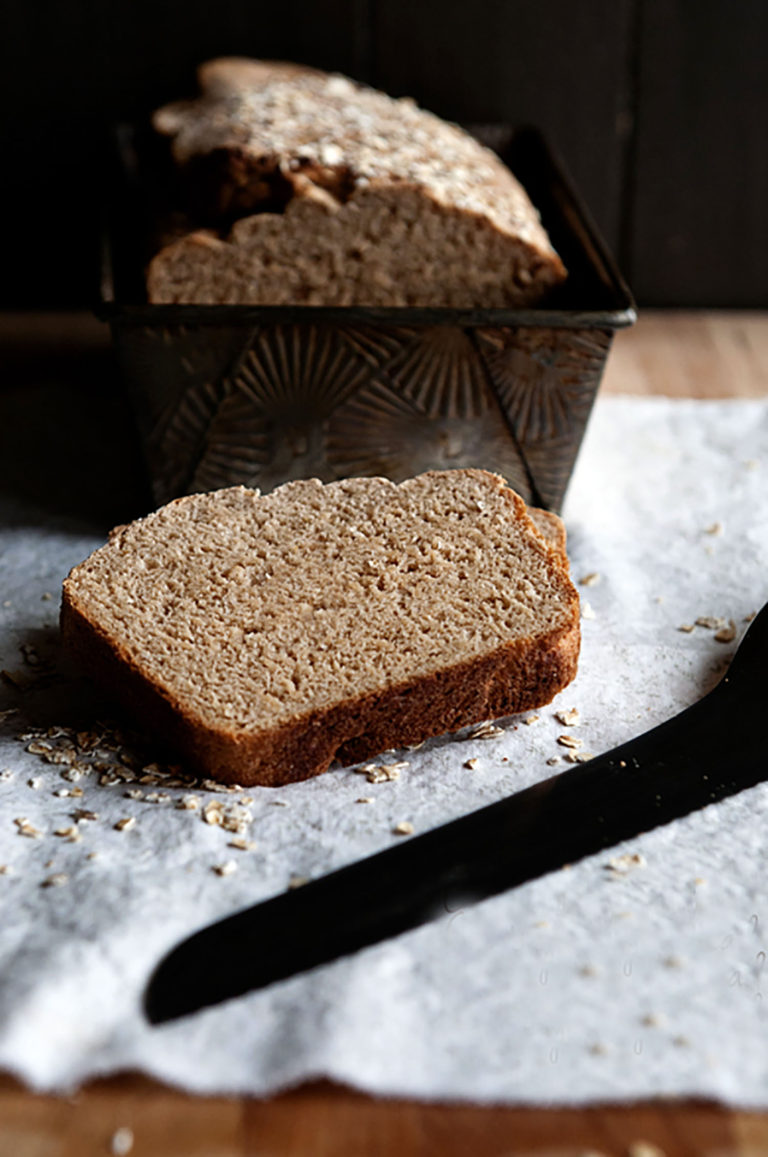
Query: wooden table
2 310 767 1156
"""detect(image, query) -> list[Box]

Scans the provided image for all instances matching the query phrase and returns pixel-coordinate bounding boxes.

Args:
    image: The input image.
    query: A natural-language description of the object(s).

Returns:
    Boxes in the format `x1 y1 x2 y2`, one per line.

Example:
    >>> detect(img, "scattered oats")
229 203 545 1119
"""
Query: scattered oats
605 853 646 875
581 601 596 620
627 1143 667 1157
176 795 200 811
239 795 254 806
578 963 598 978
73 809 99 822
220 805 253 834
394 821 414 836
86 851 99 861
272 800 288 807
714 619 737 643
202 801 223 826
357 761 407 783
557 734 582 749
42 873 69 888
522 714 540 726
696 615 727 630
41 592 53 601
14 817 42 838
464 758 480 770
704 521 723 536
0 865 11 875
564 751 594 763
99 773 121 786
124 789 144 800
0 769 13 782
405 741 425 750
555 707 580 727
27 777 42 790
144 791 171 804
43 859 54 868
745 611 757 623
110 1126 135 1156
355 797 374 804
468 722 504 740
546 756 562 766
288 874 309 889
54 826 82 843
52 750 82 768
640 1012 663 1027
579 572 601 587
213 860 237 877
694 876 706 886
228 837 257 851
114 817 136 832
62 768 85 783
677 623 695 633
27 740 52 756
663 954 684 969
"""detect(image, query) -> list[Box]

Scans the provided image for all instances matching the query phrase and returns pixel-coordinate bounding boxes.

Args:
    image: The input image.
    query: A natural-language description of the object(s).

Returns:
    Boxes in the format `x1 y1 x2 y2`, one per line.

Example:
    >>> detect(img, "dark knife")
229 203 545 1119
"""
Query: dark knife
145 602 767 1024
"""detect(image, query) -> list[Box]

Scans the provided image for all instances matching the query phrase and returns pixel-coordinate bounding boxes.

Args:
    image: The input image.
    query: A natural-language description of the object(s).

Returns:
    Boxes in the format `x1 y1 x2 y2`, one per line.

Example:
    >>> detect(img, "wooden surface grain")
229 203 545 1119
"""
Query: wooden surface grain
1 311 767 1155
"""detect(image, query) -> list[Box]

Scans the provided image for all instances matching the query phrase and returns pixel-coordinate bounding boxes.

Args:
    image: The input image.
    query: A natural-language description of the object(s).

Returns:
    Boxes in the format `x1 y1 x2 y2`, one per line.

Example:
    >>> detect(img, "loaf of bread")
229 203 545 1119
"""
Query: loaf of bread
147 58 567 308
61 470 579 787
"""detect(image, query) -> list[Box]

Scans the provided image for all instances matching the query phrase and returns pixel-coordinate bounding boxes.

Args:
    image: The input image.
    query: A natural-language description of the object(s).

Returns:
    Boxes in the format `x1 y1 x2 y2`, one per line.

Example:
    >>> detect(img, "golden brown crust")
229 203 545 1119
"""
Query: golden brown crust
149 58 566 308
61 585 579 787
527 506 567 562
60 473 579 788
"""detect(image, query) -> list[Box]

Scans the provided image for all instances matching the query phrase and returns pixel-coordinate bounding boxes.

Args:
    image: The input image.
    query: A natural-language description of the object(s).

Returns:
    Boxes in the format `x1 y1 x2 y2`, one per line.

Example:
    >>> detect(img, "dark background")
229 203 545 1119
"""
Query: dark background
2 0 766 308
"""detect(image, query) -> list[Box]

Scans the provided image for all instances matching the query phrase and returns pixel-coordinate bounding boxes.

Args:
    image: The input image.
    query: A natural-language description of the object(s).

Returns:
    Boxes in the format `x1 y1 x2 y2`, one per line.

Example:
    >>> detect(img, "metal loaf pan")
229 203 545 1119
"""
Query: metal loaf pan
98 126 636 512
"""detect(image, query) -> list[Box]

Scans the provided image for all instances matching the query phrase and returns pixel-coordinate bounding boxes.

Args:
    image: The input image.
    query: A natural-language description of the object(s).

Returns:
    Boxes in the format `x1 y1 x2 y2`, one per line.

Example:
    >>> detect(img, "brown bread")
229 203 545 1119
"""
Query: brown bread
61 471 579 786
148 58 566 308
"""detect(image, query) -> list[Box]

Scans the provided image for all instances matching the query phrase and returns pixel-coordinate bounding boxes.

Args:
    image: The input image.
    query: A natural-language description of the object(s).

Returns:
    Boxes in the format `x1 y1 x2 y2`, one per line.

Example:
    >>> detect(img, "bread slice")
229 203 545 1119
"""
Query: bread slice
148 58 566 308
61 471 579 787
528 506 567 563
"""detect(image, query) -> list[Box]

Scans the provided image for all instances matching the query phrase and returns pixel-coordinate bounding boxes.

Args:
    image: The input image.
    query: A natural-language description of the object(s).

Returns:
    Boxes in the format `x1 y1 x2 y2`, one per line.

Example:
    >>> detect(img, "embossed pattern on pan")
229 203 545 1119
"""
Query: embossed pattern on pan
103 129 636 511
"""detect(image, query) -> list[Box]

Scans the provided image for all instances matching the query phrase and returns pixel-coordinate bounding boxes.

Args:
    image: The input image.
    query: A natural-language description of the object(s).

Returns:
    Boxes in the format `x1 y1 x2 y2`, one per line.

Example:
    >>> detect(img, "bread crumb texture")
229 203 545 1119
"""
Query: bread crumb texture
61 470 579 786
148 58 565 307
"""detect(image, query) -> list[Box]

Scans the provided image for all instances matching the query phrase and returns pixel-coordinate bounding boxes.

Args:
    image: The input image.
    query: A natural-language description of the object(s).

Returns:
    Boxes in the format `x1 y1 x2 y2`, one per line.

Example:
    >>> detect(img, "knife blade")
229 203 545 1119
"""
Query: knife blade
145 602 767 1025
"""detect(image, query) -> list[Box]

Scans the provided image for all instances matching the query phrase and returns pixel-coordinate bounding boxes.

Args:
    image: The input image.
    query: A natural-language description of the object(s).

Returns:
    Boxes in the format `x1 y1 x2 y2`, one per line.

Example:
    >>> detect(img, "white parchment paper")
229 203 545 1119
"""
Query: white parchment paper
1 395 767 1103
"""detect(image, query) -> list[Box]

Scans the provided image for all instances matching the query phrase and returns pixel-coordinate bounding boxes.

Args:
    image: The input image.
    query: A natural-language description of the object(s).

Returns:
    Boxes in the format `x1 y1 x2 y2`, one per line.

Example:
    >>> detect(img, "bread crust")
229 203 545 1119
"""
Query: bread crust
61 473 579 787
60 588 579 787
148 57 566 308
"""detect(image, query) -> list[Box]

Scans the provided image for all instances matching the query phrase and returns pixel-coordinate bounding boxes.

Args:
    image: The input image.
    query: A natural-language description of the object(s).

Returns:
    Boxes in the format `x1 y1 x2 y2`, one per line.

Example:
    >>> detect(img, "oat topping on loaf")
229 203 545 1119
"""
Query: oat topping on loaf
156 59 552 248
61 470 580 786
148 59 566 307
